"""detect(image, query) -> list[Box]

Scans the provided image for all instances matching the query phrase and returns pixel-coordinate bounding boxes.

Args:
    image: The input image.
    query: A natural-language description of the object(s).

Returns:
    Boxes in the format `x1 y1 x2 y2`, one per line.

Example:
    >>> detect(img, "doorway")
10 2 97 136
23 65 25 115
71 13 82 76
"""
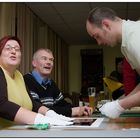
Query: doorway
80 49 103 98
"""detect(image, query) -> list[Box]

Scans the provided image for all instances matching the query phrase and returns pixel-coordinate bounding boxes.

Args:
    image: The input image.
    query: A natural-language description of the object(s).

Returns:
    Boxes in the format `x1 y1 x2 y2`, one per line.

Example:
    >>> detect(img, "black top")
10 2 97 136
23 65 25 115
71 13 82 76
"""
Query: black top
0 67 42 121
24 73 72 117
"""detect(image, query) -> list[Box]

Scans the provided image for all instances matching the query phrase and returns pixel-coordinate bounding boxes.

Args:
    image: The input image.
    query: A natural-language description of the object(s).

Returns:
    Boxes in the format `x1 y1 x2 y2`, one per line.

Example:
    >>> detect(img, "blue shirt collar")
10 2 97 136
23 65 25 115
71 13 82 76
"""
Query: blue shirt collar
31 70 52 85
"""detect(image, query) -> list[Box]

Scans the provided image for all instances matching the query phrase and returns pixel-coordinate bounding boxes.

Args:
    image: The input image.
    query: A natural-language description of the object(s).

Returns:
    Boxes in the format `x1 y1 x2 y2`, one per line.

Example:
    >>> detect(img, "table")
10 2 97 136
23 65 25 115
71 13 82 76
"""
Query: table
0 112 140 137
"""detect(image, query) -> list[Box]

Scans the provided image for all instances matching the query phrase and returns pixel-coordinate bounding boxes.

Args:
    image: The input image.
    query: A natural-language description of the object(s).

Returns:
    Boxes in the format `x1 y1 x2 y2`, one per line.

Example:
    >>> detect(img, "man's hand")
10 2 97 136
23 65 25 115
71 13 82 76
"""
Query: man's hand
99 100 125 119
72 106 93 116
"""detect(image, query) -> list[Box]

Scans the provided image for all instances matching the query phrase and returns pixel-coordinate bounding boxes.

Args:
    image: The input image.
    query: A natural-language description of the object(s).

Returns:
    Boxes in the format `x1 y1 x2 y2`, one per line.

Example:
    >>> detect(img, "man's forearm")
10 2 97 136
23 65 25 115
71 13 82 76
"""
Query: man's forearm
120 90 140 109
126 83 140 96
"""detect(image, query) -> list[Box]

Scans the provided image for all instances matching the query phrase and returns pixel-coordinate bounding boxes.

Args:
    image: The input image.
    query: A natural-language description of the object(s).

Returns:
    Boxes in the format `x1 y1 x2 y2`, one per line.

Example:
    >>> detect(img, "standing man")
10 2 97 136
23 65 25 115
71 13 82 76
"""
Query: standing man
86 7 140 118
24 48 93 117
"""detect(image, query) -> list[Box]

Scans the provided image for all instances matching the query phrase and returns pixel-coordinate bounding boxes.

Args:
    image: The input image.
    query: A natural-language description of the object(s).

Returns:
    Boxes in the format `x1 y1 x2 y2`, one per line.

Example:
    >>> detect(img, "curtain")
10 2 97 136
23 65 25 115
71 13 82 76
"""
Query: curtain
47 28 69 93
16 3 34 74
0 3 16 37
0 2 69 94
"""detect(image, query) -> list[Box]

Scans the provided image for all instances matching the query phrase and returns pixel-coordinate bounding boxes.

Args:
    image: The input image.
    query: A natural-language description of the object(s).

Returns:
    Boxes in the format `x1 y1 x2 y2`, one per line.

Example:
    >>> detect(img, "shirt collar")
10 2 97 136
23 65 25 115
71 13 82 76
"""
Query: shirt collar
31 70 52 85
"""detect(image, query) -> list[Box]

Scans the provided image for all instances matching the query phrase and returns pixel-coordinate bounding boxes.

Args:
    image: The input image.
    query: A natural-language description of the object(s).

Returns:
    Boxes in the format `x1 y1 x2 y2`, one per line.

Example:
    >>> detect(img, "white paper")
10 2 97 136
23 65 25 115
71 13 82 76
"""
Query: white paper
50 117 104 129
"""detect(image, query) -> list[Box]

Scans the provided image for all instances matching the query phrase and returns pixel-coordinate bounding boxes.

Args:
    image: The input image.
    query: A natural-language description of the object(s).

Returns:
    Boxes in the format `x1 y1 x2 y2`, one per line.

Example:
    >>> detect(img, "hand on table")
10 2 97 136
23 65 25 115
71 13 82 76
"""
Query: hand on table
72 106 93 116
34 113 73 126
45 110 74 121
99 100 125 119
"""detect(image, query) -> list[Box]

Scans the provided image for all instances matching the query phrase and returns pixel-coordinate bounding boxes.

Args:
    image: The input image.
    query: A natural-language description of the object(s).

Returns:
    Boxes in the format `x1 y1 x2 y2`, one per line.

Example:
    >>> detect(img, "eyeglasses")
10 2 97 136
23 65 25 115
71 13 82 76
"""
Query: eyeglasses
4 45 21 52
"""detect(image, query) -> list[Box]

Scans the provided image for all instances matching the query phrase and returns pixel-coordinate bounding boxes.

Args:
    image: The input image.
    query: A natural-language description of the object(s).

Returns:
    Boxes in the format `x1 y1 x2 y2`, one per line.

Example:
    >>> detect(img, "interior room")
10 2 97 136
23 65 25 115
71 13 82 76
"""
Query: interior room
1 2 138 97
0 2 140 137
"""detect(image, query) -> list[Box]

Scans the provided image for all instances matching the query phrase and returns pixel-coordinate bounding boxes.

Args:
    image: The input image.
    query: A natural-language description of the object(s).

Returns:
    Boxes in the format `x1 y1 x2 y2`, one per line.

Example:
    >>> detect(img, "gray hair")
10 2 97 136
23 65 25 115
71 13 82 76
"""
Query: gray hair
87 7 118 27
33 48 53 60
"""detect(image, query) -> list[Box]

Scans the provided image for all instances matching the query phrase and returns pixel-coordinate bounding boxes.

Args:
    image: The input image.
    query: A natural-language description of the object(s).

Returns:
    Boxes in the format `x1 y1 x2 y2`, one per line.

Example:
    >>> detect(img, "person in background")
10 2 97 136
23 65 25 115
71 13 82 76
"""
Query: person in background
86 7 140 119
0 35 74 127
24 48 93 117
109 57 124 100
110 57 123 82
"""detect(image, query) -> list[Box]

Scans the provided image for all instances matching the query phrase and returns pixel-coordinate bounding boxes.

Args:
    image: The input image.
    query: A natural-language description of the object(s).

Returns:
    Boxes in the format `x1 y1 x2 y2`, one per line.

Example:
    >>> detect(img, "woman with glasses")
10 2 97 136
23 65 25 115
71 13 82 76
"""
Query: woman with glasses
0 36 73 127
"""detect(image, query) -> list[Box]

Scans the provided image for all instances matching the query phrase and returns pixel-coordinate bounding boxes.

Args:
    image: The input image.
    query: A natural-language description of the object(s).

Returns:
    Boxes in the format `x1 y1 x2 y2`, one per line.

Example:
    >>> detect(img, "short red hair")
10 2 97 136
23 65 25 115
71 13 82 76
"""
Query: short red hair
0 36 22 55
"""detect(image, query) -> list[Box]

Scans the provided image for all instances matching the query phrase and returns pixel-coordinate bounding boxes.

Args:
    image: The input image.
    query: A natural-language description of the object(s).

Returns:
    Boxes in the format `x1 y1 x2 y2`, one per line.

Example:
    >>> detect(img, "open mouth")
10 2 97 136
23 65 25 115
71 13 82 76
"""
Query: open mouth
44 66 51 70
10 56 16 60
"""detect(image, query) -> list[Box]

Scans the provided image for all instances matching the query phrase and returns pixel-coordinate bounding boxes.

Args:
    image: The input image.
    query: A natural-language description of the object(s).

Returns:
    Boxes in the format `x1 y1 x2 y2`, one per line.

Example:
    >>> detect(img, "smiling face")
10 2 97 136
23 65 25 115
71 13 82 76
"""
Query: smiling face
32 49 54 78
0 40 21 69
86 20 118 47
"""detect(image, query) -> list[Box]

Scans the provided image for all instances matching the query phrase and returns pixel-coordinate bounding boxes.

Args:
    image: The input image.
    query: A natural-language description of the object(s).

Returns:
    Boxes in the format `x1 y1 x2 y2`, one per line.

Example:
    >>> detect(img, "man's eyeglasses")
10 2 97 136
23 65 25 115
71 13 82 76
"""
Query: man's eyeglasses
4 45 21 52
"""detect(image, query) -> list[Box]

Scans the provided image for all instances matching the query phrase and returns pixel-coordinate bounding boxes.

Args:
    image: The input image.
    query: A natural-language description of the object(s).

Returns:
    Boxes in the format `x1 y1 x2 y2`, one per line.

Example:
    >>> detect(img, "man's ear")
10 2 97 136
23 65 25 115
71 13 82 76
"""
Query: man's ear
102 19 111 30
32 60 36 67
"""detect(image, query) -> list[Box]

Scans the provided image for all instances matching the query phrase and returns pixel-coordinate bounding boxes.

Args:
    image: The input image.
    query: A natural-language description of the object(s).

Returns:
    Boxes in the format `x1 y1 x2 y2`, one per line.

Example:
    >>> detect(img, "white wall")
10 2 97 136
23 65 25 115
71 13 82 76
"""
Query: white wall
68 44 123 94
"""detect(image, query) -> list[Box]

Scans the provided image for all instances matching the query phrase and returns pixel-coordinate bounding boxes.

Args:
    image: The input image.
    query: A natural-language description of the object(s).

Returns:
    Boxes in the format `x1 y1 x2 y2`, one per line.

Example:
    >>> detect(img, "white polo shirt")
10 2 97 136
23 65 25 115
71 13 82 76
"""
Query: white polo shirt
121 19 140 70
